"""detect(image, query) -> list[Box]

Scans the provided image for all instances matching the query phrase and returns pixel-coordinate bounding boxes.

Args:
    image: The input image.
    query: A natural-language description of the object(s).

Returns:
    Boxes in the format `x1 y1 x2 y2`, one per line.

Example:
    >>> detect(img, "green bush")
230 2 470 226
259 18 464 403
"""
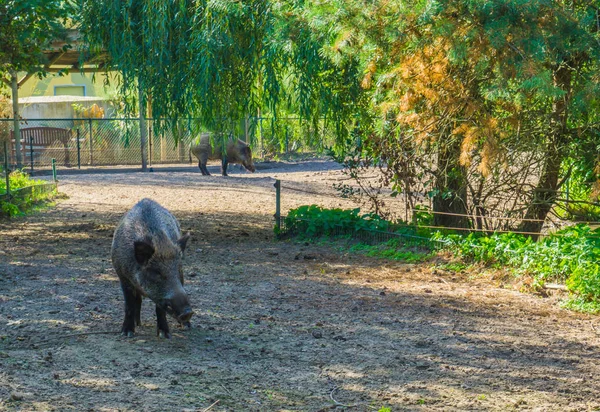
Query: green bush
285 205 393 236
438 224 600 309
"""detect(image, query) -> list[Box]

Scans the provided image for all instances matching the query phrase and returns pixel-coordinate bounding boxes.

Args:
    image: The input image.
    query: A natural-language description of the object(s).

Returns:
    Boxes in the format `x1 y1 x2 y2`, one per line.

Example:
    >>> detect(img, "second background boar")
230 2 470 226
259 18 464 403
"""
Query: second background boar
190 133 255 176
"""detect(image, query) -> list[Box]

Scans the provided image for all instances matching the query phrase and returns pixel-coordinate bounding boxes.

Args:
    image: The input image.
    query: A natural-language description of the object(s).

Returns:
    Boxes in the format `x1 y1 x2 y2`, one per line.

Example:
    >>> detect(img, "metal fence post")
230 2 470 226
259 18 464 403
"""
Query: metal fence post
52 158 57 183
88 118 94 166
29 135 34 173
274 179 281 230
148 125 153 167
76 128 81 169
3 141 10 198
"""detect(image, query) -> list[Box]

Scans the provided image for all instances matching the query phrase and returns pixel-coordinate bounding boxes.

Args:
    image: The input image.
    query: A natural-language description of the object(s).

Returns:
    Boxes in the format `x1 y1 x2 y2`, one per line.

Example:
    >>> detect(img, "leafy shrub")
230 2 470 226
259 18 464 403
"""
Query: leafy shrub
439 224 600 305
285 205 394 237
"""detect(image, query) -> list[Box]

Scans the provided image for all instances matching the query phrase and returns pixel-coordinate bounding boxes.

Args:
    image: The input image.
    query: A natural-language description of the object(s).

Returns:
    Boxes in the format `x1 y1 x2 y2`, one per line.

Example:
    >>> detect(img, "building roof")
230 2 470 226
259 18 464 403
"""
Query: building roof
44 29 109 72
15 30 109 88
19 95 107 104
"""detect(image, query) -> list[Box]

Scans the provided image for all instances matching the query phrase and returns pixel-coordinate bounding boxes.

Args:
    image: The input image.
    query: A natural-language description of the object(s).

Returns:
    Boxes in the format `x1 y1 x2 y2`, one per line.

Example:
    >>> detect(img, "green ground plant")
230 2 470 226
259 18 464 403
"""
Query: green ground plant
284 205 600 312
0 170 57 217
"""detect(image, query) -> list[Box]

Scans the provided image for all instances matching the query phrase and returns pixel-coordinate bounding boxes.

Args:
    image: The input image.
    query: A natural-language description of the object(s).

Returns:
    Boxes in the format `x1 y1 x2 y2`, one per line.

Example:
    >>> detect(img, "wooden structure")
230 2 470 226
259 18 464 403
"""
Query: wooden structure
10 127 72 167
0 31 145 169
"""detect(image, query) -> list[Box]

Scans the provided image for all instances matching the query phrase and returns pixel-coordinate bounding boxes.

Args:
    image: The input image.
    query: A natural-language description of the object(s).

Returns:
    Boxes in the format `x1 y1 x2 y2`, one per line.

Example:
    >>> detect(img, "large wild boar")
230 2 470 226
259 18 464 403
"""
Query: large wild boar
111 198 193 339
189 133 256 176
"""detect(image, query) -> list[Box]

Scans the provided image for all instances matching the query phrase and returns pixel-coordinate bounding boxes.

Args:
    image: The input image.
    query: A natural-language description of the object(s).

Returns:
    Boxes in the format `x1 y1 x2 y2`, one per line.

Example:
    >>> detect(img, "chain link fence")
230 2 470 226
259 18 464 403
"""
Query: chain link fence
0 117 336 172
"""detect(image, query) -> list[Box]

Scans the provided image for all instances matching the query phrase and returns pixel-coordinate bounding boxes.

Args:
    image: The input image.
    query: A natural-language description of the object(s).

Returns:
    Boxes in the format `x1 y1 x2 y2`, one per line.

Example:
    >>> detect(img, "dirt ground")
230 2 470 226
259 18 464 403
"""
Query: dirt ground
1 160 600 412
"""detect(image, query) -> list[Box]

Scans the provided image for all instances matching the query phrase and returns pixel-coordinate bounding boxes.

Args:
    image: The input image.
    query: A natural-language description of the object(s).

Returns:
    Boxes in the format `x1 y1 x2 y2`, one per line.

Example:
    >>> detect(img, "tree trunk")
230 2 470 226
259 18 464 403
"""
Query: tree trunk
11 73 22 169
520 64 572 238
139 82 148 172
432 135 470 228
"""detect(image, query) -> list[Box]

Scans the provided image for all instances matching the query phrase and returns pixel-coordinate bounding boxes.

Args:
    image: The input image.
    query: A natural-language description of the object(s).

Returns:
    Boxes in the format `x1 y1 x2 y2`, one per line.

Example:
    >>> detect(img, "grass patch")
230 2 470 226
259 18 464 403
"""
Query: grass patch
349 239 433 262
281 205 600 311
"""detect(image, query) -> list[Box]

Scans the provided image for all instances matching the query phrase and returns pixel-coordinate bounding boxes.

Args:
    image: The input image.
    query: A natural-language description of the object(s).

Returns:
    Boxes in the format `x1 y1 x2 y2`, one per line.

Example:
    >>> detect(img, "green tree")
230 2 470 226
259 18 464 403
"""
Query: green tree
0 0 73 77
79 0 362 145
320 0 600 236
0 0 74 167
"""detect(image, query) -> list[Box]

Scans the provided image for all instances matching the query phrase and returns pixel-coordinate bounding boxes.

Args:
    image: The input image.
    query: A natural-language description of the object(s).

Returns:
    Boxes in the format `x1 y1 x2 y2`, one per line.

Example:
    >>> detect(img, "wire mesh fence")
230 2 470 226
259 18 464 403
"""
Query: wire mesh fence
0 181 58 202
0 117 337 172
247 117 336 159
277 214 448 251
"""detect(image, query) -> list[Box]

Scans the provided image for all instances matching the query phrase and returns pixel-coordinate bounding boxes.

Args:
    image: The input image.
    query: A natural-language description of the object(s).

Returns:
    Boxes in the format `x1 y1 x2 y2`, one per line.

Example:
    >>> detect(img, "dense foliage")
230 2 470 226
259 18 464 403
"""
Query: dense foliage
0 0 74 78
79 0 363 142
319 1 600 235
286 205 393 236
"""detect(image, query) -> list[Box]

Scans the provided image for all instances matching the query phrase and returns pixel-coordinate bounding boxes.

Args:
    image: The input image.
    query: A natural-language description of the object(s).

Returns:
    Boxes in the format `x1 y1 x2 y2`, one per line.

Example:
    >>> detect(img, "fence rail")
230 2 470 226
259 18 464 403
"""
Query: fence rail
0 182 57 202
0 117 336 171
277 214 448 250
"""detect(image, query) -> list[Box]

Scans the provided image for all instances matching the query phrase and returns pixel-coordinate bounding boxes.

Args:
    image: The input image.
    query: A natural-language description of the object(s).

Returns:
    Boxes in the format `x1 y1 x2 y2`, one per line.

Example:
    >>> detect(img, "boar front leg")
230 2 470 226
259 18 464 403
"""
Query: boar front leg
198 161 207 175
120 281 138 337
135 294 142 326
156 305 171 339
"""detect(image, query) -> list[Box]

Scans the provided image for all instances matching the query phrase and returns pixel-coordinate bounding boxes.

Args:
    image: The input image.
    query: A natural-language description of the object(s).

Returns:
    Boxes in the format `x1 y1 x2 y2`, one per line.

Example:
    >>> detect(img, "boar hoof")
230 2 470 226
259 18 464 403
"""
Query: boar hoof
158 329 171 339
181 321 191 330
122 330 134 338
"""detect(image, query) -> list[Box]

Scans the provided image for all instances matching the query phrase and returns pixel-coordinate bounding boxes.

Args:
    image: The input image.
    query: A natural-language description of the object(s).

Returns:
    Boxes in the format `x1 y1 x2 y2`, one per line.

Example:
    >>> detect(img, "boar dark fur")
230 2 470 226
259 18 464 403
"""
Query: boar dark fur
111 198 193 339
189 133 256 176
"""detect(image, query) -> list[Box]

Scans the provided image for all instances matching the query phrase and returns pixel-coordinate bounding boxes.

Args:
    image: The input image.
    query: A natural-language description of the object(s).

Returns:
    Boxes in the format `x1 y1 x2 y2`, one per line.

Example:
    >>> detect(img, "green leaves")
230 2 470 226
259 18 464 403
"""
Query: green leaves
0 0 75 76
441 224 600 304
78 0 361 147
0 170 56 217
286 205 392 237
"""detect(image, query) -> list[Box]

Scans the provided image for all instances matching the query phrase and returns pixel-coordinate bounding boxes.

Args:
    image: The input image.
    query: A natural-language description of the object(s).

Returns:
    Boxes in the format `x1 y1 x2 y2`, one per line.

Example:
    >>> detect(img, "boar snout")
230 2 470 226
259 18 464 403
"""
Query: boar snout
178 307 194 324
161 295 193 324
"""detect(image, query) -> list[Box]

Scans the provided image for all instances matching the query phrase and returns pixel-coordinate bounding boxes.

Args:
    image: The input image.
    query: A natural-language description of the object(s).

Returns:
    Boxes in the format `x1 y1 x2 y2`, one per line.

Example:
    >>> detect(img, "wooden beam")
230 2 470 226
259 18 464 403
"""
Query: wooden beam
44 66 107 73
17 52 66 87
17 73 35 88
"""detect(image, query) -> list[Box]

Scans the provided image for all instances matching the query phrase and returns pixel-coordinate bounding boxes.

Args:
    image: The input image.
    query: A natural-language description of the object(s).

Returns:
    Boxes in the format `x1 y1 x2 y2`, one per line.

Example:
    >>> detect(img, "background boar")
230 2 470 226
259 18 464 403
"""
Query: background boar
111 198 193 338
189 133 255 176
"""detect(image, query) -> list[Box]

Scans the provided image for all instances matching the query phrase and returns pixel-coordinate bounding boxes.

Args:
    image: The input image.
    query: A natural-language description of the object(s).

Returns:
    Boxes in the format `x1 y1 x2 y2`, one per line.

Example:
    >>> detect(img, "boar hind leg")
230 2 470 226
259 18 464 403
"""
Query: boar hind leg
156 305 171 339
221 157 229 176
198 161 211 176
120 281 137 337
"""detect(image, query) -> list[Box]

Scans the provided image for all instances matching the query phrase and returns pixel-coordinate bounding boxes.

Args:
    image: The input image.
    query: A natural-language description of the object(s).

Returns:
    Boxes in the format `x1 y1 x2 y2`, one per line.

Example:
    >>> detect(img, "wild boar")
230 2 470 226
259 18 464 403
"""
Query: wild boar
111 198 193 339
189 133 255 176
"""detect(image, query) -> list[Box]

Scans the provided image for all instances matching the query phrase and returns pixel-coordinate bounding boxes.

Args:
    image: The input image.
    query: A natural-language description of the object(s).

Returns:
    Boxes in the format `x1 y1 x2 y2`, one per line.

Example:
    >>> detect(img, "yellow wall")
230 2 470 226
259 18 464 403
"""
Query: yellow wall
20 72 119 99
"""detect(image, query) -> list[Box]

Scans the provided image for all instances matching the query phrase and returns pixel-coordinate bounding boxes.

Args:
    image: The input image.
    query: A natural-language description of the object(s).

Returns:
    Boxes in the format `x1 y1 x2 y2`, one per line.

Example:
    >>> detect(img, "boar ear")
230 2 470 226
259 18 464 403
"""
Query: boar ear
134 240 155 265
178 233 191 252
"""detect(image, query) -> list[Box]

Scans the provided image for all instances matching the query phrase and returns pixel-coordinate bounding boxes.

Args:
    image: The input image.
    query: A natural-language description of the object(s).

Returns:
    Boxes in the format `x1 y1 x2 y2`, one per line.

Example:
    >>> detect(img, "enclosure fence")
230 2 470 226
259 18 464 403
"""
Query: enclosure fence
271 179 600 254
272 180 449 251
0 117 337 172
1 140 58 204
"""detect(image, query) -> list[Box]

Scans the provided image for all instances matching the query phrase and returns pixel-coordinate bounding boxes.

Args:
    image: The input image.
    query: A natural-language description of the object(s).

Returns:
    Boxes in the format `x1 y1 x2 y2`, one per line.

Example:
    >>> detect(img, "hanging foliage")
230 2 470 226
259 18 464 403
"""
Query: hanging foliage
79 0 365 145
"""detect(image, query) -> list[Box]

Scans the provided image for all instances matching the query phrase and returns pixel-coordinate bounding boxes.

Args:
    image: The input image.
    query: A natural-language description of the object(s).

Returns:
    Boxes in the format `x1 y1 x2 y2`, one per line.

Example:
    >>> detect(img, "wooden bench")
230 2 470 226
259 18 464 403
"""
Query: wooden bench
10 127 72 167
